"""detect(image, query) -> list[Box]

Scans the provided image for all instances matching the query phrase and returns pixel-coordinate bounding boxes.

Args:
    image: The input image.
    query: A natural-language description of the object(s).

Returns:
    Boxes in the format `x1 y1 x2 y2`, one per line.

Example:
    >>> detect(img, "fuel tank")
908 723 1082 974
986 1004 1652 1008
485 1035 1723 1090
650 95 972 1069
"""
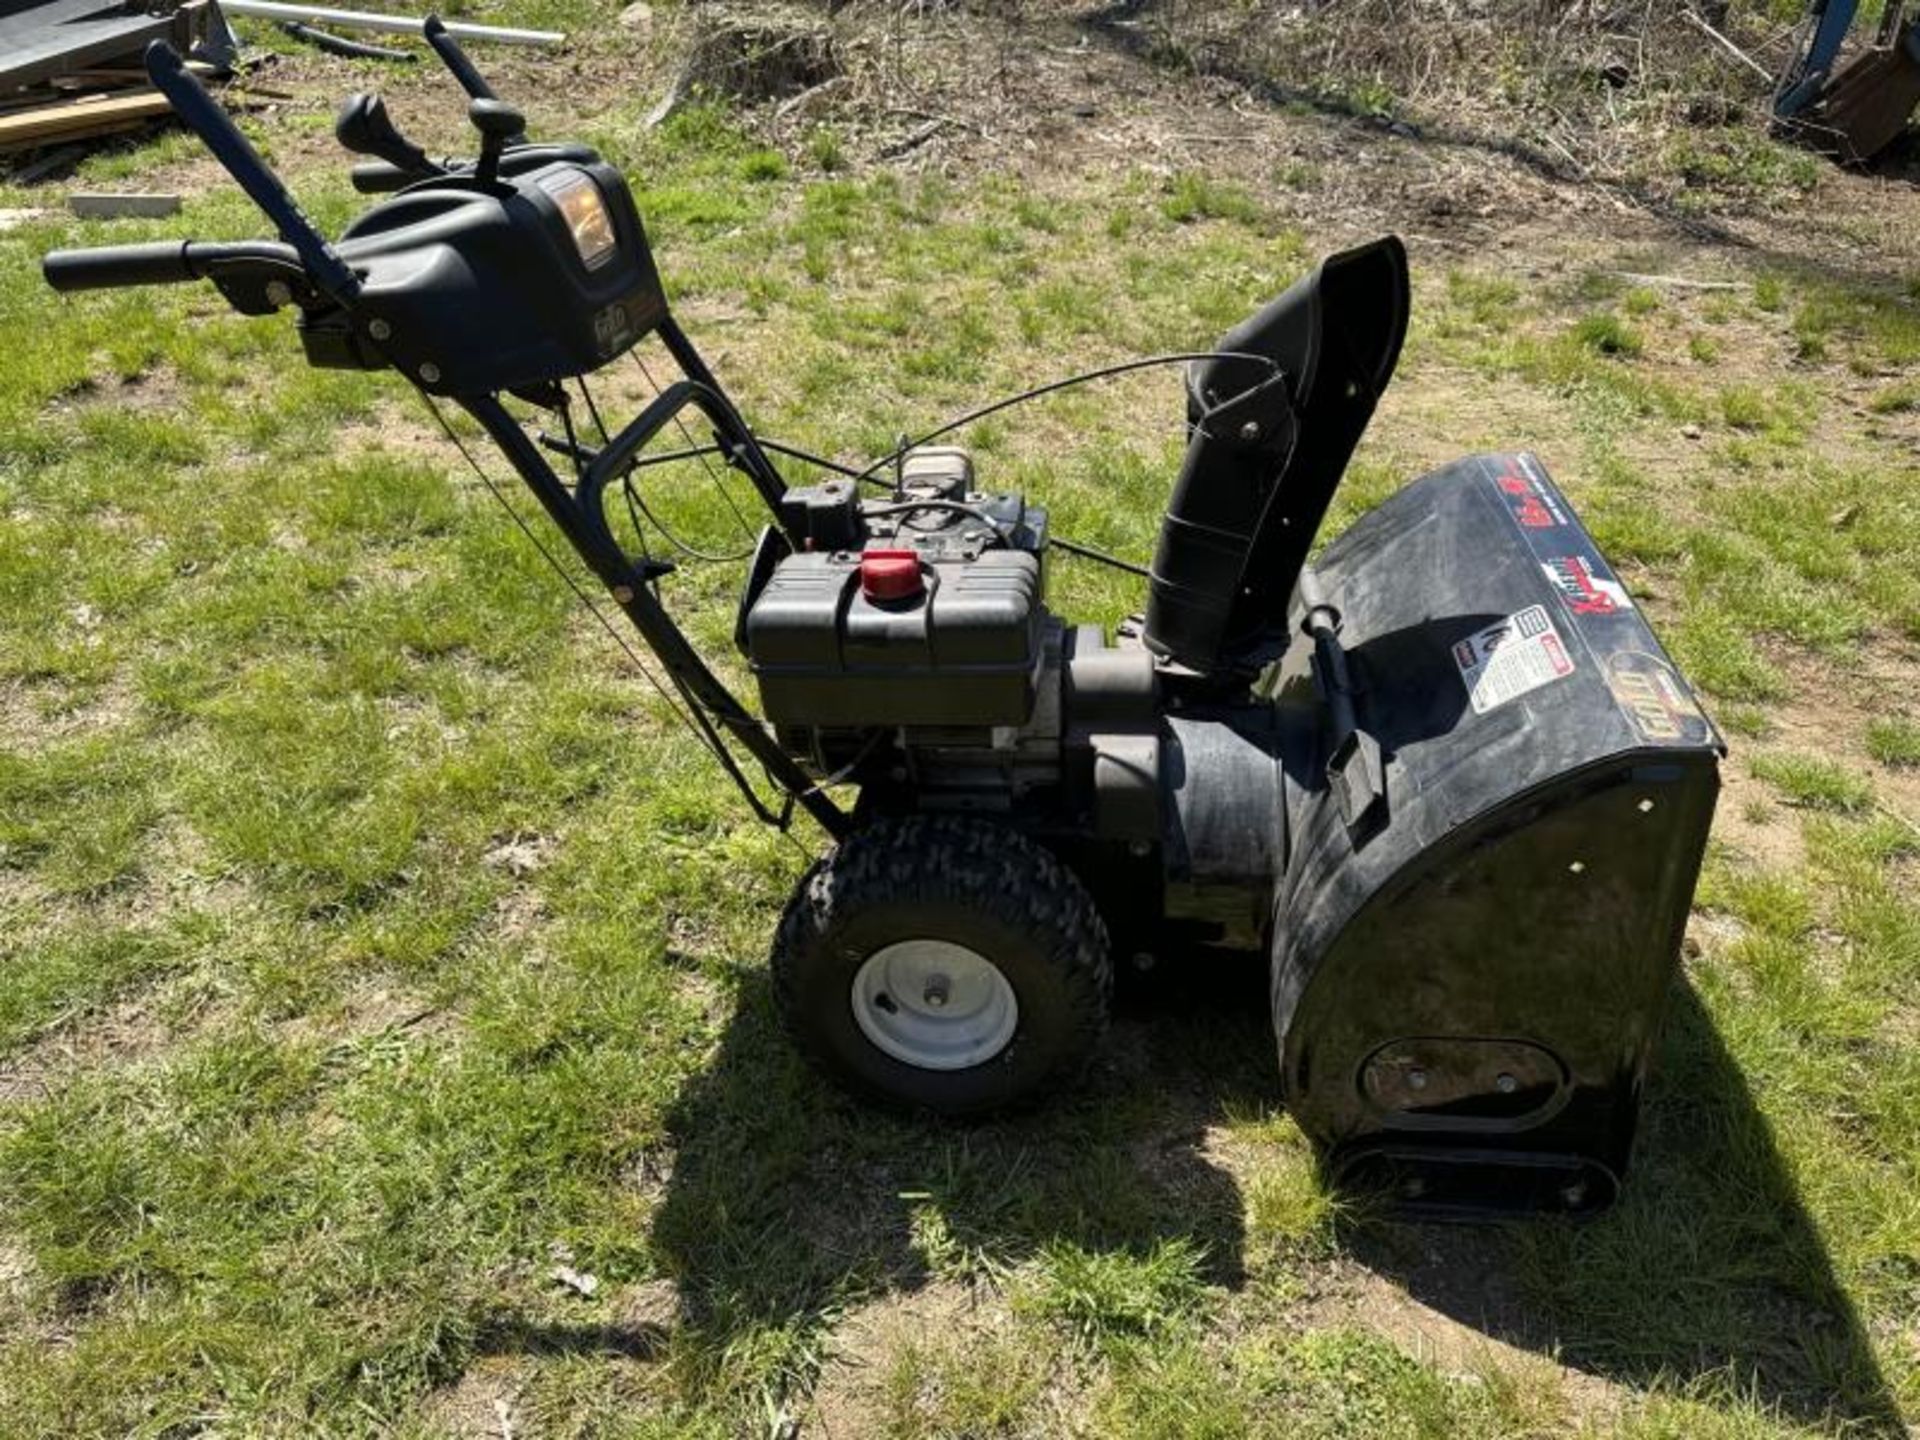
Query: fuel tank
1270 453 1721 1217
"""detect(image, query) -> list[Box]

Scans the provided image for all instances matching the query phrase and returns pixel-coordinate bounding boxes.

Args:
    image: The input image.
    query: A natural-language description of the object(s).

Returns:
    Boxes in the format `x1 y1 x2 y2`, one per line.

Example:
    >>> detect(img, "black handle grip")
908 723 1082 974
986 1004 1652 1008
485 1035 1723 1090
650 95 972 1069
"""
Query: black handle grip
350 160 415 194
335 92 437 177
44 241 197 291
44 240 305 293
423 14 498 101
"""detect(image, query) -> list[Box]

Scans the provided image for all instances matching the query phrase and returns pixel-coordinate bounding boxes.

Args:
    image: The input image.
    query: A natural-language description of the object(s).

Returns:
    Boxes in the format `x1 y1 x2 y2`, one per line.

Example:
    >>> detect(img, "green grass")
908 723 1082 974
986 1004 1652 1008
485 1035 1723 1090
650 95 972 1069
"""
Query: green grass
3 24 1920 1440
1573 310 1645 358
1866 716 1920 767
1160 172 1264 227
1015 1236 1209 1350
1751 752 1876 813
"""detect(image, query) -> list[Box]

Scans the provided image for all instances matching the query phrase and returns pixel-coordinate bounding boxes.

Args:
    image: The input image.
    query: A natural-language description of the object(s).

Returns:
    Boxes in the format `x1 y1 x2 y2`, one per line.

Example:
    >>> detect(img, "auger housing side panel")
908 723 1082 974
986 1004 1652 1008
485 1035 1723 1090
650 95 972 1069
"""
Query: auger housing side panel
1270 453 1720 1215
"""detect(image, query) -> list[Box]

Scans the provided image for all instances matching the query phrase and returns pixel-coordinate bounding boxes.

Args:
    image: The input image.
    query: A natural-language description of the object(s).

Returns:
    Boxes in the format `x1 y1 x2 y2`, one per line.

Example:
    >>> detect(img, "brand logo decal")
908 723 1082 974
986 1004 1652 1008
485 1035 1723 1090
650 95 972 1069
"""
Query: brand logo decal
1606 651 1709 745
1542 555 1632 616
1494 465 1568 530
593 301 632 355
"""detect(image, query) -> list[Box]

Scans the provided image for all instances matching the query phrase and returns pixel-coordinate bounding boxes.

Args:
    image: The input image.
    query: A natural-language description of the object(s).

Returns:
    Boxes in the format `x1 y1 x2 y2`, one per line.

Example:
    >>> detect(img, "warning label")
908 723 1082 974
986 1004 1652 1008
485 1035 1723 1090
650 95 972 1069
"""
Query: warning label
1452 604 1576 714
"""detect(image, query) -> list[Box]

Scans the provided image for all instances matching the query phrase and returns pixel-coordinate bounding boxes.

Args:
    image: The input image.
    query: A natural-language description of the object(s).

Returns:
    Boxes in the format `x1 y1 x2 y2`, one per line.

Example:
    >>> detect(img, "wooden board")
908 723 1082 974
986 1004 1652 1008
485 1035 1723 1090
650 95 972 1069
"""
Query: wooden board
0 91 173 150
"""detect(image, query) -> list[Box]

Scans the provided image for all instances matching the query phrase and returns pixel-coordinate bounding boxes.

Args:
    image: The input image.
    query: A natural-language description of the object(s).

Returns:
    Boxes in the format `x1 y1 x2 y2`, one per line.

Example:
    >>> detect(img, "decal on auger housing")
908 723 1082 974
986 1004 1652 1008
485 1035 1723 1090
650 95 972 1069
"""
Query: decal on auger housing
43 32 1721 1218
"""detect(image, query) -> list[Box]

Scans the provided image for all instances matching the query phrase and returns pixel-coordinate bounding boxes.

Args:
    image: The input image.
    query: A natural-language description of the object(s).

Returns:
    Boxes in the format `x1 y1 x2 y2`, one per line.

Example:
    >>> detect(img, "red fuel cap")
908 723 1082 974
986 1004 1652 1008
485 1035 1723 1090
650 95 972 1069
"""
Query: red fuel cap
859 548 924 602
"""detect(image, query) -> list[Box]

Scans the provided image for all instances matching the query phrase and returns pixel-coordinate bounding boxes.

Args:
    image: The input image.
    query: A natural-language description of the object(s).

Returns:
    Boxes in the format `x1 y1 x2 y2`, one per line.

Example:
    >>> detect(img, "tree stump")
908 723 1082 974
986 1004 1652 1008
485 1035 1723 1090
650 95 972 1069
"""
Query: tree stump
649 5 840 127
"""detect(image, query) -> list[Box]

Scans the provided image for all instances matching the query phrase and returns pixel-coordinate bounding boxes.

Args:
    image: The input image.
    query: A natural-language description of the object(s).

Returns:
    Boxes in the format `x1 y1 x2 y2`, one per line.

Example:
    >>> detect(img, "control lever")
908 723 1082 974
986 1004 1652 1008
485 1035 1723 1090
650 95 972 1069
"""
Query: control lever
142 42 358 302
469 98 526 186
422 15 527 145
1298 570 1386 838
424 16 499 103
334 93 438 179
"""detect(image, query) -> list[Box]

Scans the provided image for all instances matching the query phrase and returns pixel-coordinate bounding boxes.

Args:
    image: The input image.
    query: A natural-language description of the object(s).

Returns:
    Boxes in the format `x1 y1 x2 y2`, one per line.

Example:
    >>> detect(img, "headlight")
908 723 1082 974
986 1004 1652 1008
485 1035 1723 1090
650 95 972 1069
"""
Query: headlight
540 170 617 271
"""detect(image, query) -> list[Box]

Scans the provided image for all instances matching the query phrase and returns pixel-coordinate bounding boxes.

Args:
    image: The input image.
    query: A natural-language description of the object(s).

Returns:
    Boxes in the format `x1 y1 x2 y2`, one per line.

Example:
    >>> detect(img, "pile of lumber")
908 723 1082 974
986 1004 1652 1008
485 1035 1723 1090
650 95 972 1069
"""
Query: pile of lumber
0 0 234 156
0 88 182 152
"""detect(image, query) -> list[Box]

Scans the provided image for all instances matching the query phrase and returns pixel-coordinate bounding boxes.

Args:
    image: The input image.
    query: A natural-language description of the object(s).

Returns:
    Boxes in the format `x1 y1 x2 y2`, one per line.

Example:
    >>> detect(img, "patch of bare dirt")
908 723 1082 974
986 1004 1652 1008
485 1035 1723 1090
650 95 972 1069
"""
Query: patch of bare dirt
415 1356 530 1440
1701 642 1920 878
0 1235 33 1297
0 1234 48 1352
490 884 551 955
1714 760 1809 874
0 978 200 1105
46 361 189 420
1294 1254 1626 1424
330 399 465 467
280 981 445 1053
0 675 137 747
804 1279 995 1438
130 814 256 923
1760 642 1920 831
614 1275 680 1334
1877 1004 1920 1050
482 831 556 880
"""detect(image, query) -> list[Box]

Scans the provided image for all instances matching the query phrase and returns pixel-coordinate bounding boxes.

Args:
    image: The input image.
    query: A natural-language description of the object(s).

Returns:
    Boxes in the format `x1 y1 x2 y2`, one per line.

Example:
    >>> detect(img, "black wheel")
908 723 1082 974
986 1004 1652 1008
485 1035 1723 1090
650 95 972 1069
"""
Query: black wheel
771 815 1112 1116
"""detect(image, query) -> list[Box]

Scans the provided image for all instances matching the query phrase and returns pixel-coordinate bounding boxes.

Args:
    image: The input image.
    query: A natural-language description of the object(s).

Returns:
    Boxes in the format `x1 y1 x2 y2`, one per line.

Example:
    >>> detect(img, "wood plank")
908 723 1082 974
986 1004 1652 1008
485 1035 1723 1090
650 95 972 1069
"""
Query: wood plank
0 14 176 94
51 61 220 85
0 91 173 150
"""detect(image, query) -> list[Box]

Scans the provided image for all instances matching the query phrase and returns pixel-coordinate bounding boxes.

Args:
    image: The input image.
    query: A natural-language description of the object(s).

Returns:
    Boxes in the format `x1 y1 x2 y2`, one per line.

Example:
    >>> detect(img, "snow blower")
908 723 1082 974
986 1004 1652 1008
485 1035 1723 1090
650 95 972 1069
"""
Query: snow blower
43 36 1722 1217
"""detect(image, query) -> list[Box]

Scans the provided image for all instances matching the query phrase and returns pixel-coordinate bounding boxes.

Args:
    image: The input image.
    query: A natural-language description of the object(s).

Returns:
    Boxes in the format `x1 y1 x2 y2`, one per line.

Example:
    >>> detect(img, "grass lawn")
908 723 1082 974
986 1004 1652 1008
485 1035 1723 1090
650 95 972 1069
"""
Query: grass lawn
3 8 1920 1436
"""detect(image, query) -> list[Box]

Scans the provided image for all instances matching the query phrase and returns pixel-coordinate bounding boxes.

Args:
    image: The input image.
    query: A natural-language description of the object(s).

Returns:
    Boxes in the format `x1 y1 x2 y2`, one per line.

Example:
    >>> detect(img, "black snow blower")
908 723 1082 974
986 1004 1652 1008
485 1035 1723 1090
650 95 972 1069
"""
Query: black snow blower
44 37 1722 1218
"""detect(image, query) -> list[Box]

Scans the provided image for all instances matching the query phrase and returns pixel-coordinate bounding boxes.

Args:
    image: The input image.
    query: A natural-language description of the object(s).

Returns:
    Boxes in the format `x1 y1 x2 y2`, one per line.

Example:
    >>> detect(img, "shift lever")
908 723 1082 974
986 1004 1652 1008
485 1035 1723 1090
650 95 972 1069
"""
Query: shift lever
334 93 435 178
469 98 525 186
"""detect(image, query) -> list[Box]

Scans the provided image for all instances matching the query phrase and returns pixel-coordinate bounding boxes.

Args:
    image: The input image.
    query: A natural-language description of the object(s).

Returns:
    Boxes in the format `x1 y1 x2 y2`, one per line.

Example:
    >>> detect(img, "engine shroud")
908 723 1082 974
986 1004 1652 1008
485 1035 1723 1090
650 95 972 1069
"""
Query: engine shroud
741 454 1052 734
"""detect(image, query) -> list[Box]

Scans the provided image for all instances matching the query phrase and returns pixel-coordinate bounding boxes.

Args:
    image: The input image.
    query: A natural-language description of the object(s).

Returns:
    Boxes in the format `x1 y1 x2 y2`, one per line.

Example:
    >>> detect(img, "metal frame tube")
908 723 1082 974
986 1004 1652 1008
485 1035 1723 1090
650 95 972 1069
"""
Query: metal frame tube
460 393 850 838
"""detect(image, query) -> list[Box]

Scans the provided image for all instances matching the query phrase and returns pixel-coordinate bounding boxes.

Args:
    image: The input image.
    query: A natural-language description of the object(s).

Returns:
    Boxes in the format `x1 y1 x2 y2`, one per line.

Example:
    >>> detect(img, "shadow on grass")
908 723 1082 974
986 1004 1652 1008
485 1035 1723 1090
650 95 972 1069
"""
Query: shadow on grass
1344 981 1902 1431
648 952 1896 1428
647 951 1272 1356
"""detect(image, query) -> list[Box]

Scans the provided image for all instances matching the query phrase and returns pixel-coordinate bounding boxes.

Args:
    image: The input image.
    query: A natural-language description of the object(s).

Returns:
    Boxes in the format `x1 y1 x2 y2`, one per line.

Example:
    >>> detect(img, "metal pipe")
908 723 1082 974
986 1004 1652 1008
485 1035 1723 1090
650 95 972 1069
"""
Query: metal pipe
221 0 563 46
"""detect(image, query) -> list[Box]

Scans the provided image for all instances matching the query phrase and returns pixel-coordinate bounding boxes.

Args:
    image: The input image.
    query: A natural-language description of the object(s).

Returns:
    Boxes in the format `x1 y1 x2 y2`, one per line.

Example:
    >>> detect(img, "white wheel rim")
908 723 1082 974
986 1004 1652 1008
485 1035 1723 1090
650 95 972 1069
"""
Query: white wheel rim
850 939 1019 1071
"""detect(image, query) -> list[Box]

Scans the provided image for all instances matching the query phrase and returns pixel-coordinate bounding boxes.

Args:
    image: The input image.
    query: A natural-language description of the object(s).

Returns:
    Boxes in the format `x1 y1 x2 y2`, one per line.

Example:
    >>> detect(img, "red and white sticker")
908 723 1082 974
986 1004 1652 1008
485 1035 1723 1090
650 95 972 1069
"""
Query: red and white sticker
1452 604 1576 714
1541 555 1632 617
1493 462 1569 530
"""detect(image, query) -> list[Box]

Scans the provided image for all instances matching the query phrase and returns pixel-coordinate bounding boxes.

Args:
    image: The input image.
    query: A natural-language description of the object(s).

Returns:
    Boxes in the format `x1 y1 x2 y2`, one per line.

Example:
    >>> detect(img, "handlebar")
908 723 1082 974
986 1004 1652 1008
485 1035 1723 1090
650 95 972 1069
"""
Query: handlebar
424 15 501 105
143 42 359 302
43 239 303 292
341 15 529 194
350 160 417 194
48 37 550 303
